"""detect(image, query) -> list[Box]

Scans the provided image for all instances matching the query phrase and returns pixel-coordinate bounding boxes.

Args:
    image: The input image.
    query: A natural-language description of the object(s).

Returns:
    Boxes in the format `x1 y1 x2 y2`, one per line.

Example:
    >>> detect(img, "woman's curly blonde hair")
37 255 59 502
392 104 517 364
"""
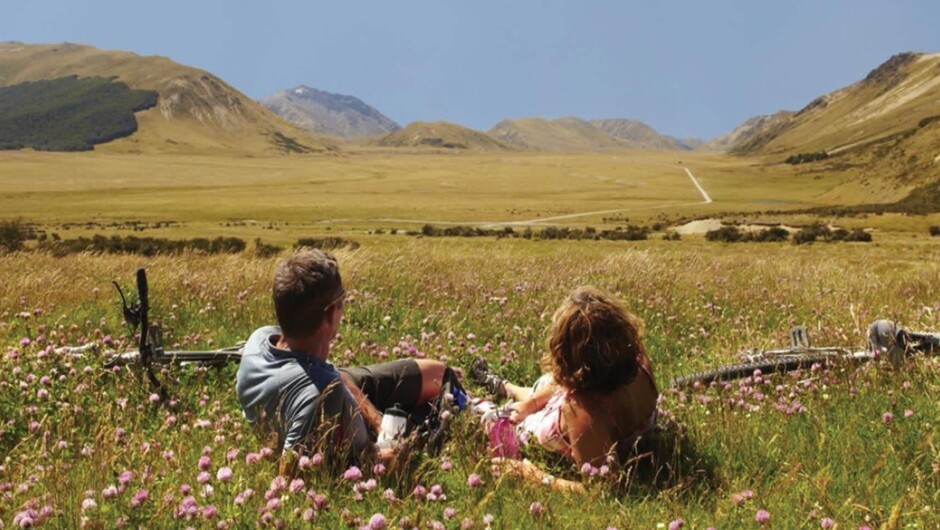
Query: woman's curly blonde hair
541 286 645 393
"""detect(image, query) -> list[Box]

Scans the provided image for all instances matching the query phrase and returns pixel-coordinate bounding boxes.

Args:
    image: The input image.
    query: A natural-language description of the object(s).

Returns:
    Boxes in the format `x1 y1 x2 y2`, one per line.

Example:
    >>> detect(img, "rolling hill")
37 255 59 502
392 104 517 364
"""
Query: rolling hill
591 119 701 150
261 86 399 138
0 42 335 154
489 117 694 152
489 117 635 151
697 111 795 152
376 121 514 151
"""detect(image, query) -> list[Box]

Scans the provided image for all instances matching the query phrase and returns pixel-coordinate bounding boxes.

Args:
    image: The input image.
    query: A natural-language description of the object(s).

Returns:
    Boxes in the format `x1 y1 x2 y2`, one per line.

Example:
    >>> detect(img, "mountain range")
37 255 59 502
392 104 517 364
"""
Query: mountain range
1 41 939 194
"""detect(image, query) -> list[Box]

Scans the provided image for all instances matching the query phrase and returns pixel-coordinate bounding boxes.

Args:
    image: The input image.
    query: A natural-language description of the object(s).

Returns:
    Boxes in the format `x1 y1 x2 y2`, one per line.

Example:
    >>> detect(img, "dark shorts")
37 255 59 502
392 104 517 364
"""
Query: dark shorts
339 359 422 413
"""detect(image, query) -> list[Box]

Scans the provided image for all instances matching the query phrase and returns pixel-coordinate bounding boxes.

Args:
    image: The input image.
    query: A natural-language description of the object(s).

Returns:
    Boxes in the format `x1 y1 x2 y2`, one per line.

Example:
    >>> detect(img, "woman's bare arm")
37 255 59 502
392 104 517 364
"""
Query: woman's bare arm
492 457 585 493
509 380 559 423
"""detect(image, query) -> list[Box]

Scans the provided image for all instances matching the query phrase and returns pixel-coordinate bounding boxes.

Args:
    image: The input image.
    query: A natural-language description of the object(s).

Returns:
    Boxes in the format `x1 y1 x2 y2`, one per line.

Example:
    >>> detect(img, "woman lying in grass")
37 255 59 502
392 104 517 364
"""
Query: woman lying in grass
472 286 660 492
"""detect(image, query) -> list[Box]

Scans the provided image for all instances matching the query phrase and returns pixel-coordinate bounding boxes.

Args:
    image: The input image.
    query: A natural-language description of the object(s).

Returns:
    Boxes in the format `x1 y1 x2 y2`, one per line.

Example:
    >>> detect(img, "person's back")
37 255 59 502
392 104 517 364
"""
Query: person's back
237 325 369 454
563 356 658 463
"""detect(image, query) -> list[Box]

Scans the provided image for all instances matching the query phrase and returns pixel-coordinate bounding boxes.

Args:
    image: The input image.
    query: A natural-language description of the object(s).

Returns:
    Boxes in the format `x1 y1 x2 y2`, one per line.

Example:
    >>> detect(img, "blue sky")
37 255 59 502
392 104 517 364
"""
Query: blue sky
3 1 938 139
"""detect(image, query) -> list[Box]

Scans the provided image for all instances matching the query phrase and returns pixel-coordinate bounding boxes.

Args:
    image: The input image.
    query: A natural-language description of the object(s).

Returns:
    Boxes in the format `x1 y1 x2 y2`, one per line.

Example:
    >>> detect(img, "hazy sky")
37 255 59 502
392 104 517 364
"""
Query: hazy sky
3 1 938 139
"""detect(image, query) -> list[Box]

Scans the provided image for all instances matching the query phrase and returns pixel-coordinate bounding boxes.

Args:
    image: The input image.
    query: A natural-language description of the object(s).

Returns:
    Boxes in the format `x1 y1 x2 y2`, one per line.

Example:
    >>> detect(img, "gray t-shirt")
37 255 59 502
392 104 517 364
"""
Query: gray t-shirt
235 326 371 455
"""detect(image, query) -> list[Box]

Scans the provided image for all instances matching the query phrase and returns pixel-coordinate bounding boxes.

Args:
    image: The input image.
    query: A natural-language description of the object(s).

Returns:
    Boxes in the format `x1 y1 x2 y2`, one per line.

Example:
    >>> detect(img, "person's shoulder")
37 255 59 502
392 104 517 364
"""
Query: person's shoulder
244 326 281 355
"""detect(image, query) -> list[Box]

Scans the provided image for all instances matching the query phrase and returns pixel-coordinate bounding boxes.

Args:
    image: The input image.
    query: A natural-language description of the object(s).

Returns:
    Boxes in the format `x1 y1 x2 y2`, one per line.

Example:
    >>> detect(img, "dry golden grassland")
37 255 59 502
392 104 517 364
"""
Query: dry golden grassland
0 148 886 240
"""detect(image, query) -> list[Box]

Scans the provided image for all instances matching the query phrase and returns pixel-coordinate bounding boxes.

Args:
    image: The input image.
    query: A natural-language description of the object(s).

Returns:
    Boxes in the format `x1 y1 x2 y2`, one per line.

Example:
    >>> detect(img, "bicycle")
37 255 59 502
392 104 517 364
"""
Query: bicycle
669 321 940 388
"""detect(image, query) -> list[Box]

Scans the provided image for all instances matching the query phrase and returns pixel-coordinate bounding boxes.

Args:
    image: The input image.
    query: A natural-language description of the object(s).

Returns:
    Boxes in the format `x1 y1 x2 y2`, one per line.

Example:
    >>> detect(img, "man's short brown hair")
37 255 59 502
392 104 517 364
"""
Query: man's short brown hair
272 249 343 338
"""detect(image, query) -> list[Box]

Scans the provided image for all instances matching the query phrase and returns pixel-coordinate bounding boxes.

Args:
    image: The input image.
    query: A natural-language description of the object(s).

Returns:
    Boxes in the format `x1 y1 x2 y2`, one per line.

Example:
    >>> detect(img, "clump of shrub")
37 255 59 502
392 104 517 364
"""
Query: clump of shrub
295 237 360 250
417 224 648 241
705 225 790 243
792 225 871 244
705 226 743 242
0 219 25 253
38 235 246 256
929 225 940 237
785 151 830 165
662 231 681 241
254 238 282 258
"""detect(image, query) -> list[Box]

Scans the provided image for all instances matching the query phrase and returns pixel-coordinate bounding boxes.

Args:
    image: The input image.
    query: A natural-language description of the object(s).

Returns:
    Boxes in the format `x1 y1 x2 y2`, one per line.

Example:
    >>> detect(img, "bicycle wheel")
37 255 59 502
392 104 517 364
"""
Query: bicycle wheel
669 352 846 389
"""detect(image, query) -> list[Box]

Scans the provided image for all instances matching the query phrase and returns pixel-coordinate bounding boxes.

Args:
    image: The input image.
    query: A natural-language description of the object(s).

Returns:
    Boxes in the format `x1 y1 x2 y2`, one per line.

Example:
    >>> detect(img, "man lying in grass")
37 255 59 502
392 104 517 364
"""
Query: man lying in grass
236 249 453 469
474 286 660 492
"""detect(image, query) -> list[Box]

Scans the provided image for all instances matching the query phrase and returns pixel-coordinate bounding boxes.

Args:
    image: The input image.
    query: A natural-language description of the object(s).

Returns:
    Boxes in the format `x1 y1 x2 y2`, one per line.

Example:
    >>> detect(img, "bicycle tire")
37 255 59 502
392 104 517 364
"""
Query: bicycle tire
669 352 846 389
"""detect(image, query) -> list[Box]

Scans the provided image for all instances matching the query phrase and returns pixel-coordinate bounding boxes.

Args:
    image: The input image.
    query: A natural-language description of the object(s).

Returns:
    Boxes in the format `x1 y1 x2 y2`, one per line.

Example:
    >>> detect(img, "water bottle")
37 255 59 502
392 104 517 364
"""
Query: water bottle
377 404 408 449
488 409 520 459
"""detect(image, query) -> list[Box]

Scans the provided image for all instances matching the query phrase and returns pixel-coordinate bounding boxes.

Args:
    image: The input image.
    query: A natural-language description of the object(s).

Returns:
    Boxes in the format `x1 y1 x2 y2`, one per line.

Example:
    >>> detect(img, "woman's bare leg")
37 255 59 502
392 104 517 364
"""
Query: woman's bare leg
505 382 532 402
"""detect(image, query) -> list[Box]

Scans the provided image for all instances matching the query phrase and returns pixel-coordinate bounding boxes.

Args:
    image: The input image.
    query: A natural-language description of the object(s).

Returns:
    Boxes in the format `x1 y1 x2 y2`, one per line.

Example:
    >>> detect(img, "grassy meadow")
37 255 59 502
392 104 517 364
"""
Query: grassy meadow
0 149 864 236
1 149 940 528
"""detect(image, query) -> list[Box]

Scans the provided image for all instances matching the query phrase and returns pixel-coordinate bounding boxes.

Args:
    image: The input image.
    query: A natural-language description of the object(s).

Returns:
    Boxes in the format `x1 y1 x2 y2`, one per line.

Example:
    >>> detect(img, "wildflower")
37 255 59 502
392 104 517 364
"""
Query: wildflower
882 411 893 424
383 488 396 501
130 489 148 508
741 490 754 499
148 393 160 403
372 463 386 476
398 516 412 529
217 467 233 483
245 453 261 465
233 488 254 506
756 509 771 524
180 484 192 494
730 493 745 506
904 409 914 418
429 521 445 530
368 513 387 529
483 514 495 526
298 456 312 470
260 447 274 458
445 507 457 520
312 493 328 510
81 498 97 512
440 459 452 472
311 452 323 466
529 501 543 516
413 485 427 498
669 519 684 530
118 471 134 485
102 485 118 499
226 447 239 462
197 471 210 484
270 475 287 492
289 479 305 494
198 456 212 471
461 518 474 529
343 466 363 481
467 474 483 488
821 518 834 529
303 508 315 522
203 506 218 519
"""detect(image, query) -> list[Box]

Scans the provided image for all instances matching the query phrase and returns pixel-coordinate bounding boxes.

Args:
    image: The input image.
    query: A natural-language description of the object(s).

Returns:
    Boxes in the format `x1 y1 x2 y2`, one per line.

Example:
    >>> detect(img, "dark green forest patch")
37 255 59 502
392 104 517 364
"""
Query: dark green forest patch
0 75 158 151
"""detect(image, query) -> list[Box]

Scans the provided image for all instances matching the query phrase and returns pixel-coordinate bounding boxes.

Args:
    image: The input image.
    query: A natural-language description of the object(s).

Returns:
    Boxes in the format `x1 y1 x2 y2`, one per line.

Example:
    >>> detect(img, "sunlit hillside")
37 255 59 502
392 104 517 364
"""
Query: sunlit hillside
0 42 335 155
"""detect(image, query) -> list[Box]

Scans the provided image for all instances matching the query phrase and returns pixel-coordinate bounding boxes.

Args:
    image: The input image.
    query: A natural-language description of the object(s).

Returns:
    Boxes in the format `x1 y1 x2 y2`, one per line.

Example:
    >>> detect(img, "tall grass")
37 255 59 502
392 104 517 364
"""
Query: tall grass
0 239 938 528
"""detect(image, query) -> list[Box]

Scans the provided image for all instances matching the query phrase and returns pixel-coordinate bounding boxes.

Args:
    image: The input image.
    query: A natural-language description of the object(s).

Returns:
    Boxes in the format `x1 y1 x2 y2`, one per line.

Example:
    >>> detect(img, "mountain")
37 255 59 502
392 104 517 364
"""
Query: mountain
591 119 701 150
489 117 635 151
260 86 399 138
489 117 694 151
697 111 795 152
730 52 940 158
0 42 335 154
376 121 513 151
